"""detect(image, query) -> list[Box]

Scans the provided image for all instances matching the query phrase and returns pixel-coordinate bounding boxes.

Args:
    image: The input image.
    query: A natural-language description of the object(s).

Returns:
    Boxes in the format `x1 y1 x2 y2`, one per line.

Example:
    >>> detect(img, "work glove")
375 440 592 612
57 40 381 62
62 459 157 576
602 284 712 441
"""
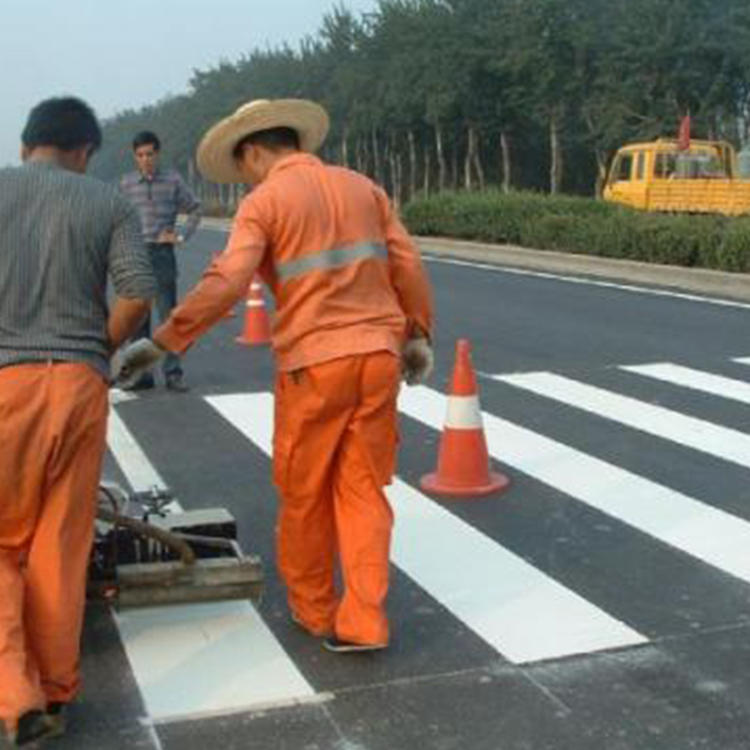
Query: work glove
115 338 165 389
401 336 434 386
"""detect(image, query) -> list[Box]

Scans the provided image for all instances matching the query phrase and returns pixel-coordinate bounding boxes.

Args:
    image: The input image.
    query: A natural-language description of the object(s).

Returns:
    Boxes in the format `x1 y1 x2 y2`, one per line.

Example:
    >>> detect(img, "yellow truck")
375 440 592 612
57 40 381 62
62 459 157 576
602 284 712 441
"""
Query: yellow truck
603 139 750 216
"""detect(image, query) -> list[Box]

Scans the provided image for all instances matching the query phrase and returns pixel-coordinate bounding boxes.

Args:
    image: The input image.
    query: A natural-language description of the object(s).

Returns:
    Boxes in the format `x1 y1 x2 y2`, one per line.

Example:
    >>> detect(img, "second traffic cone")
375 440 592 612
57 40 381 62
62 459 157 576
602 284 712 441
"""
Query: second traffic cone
236 277 271 346
420 339 509 498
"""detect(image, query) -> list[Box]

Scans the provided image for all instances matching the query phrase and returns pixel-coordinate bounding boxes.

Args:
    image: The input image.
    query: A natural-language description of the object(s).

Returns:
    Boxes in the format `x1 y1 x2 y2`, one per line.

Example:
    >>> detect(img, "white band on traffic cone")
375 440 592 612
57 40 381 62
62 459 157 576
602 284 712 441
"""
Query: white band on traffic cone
444 395 483 430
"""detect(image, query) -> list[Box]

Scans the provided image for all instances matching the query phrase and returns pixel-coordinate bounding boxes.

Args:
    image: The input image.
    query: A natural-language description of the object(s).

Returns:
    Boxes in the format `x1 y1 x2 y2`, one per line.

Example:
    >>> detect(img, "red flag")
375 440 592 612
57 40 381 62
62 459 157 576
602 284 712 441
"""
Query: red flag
677 115 691 151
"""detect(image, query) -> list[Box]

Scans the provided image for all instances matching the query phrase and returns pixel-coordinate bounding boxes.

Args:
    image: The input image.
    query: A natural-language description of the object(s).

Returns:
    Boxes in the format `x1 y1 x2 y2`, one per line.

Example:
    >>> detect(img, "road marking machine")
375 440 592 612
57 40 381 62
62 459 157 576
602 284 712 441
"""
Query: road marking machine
88 484 264 609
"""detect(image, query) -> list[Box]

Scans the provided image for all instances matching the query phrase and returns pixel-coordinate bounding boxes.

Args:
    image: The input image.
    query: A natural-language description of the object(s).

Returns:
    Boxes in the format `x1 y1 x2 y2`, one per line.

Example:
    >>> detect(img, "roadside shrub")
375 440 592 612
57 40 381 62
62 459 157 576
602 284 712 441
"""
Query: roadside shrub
402 190 750 273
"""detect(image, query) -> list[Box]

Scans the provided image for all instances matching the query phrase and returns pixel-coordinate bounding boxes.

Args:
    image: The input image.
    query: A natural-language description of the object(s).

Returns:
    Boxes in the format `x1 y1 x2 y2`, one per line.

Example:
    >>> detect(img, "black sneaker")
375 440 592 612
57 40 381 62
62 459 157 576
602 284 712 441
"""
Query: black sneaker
323 637 386 653
11 709 55 747
44 703 67 739
165 374 189 393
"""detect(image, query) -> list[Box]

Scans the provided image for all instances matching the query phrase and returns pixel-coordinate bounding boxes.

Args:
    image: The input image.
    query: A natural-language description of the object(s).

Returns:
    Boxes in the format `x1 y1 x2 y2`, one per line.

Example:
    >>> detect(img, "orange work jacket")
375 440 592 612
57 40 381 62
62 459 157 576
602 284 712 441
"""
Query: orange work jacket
156 153 433 372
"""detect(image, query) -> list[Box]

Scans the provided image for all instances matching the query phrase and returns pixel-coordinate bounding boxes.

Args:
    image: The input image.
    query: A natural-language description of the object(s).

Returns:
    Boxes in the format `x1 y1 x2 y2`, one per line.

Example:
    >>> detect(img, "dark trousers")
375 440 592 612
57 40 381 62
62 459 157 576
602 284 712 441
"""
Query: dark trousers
135 243 182 380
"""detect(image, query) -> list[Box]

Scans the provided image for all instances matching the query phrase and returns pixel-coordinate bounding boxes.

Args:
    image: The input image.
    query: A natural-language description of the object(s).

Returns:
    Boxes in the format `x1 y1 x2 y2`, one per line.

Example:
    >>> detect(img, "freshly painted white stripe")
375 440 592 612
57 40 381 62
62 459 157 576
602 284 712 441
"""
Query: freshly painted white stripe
107 409 177 507
207 393 646 664
496 372 750 469
400 386 750 587
116 601 319 722
207 393 275 453
623 363 750 405
109 388 138 405
108 405 318 722
445 394 483 430
423 255 750 311
390 479 645 662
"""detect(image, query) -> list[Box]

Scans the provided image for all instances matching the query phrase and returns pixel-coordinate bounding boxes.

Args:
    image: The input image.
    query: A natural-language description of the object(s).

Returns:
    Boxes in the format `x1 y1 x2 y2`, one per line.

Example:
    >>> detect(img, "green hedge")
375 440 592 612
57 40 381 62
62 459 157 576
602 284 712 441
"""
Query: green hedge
401 190 750 273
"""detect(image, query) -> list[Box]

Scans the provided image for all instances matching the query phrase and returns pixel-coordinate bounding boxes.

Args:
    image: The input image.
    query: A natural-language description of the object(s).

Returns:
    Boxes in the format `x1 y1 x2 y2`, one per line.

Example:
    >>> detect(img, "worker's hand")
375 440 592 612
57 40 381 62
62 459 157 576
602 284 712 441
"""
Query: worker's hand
115 339 165 388
157 229 181 244
401 336 434 386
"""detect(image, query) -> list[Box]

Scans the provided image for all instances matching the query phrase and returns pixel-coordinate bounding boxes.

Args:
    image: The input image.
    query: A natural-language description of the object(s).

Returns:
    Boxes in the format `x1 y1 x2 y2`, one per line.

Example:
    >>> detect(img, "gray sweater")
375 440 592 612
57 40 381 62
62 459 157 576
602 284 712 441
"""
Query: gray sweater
0 160 156 378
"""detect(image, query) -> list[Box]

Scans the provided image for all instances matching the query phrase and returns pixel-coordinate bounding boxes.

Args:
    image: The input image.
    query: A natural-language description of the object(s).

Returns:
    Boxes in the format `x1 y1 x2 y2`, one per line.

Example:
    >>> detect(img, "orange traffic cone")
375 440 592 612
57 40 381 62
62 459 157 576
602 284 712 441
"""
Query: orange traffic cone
420 339 510 498
236 277 271 346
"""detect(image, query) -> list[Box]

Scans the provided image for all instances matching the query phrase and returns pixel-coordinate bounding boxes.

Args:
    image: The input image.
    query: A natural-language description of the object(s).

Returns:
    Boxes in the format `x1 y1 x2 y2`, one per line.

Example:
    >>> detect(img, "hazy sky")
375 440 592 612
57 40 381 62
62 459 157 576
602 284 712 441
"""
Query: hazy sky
0 0 377 166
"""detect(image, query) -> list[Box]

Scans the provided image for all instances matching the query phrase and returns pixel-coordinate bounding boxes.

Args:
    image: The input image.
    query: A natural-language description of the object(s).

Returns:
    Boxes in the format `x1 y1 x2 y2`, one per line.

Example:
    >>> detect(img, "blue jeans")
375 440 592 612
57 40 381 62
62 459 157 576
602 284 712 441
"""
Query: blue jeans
134 243 182 380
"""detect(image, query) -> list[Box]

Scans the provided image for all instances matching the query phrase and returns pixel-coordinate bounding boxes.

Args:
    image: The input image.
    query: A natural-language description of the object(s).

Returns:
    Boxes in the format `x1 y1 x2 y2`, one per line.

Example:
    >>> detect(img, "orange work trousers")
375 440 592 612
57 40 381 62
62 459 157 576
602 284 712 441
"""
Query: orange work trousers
273 351 400 646
0 363 108 733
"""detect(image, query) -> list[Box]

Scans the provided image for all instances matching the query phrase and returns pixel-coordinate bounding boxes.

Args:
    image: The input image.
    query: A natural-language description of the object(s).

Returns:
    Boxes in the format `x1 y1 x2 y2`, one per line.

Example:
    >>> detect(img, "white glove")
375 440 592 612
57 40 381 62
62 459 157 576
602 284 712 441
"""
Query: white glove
115 339 165 389
401 337 434 386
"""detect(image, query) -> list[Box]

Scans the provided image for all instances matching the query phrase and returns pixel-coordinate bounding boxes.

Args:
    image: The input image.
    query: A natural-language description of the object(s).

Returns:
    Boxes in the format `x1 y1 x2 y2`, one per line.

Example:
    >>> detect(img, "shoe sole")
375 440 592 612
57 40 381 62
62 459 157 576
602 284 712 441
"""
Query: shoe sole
323 640 387 654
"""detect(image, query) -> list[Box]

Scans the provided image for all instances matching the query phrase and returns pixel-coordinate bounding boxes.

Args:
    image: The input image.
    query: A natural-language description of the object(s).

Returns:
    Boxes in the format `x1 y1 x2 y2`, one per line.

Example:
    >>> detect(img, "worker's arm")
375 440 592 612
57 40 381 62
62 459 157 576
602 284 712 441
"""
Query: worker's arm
153 196 267 354
107 200 157 353
375 186 434 340
108 297 150 351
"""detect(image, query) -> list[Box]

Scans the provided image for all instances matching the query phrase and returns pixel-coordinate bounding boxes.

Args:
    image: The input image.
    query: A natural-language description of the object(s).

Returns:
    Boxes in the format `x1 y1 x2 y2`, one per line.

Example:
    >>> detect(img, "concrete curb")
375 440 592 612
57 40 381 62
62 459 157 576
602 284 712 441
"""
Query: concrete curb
197 216 750 303
417 237 750 302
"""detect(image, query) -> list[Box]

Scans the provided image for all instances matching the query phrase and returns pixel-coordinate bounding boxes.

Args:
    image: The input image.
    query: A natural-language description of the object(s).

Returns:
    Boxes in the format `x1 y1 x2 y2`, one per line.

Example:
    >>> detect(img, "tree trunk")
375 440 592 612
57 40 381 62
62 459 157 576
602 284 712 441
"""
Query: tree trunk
355 137 363 173
372 129 382 185
340 126 350 168
451 144 459 191
464 126 474 190
594 150 609 198
423 145 432 196
435 124 447 192
408 131 418 202
388 133 400 206
500 131 512 193
549 110 563 194
473 130 485 190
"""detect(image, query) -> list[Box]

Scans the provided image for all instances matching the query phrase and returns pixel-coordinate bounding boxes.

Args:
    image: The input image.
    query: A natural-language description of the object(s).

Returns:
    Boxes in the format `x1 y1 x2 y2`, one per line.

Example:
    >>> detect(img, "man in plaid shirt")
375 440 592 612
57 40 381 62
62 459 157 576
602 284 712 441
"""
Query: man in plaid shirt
119 131 201 392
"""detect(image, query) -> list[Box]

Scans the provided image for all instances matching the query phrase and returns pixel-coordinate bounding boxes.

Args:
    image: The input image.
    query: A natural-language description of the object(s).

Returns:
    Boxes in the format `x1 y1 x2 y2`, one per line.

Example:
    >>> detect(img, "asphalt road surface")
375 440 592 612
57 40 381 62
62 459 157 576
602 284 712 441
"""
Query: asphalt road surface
60 227 750 750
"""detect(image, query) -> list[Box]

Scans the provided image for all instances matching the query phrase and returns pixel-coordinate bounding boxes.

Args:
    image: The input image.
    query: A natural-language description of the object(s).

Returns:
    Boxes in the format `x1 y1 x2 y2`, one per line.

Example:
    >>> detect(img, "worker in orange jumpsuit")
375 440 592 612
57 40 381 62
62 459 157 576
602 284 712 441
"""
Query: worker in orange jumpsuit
118 99 434 652
0 97 154 746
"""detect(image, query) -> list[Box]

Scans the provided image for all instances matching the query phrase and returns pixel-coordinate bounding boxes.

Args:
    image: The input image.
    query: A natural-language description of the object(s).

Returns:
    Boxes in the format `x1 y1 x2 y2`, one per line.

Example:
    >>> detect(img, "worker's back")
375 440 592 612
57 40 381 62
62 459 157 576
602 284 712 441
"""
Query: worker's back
248 153 418 371
0 161 149 377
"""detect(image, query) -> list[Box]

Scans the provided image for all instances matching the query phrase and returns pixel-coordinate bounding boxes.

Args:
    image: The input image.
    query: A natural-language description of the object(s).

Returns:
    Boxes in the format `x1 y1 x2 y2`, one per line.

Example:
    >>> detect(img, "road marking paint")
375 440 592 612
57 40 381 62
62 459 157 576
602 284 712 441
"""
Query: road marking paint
421 255 750 310
733 357 750 366
107 409 175 504
109 388 138 405
399 386 750 587
108 405 318 721
115 601 319 723
622 363 750 405
207 393 646 664
495 372 750 469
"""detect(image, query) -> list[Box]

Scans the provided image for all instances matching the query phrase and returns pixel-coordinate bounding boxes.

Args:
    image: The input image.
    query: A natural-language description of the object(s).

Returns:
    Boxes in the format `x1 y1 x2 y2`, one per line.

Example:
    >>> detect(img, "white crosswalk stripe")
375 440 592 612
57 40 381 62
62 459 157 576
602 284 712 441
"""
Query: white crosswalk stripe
207 392 646 664
105 406 319 724
622 362 750 404
495 371 750 468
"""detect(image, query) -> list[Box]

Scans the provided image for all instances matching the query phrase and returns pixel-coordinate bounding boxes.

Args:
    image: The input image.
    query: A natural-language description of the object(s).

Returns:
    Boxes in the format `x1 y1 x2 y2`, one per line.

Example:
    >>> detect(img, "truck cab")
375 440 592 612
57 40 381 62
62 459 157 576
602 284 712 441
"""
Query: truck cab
603 139 750 216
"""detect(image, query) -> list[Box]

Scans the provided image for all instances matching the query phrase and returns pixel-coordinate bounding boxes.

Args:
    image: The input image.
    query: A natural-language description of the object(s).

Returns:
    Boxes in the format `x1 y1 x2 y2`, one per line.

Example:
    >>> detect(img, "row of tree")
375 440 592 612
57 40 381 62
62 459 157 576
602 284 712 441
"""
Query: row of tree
93 0 750 206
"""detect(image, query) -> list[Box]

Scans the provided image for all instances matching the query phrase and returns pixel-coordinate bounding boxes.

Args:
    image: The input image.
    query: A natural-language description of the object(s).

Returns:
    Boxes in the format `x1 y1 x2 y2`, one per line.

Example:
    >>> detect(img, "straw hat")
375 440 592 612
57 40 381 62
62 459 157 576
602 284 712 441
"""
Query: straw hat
196 98 330 184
